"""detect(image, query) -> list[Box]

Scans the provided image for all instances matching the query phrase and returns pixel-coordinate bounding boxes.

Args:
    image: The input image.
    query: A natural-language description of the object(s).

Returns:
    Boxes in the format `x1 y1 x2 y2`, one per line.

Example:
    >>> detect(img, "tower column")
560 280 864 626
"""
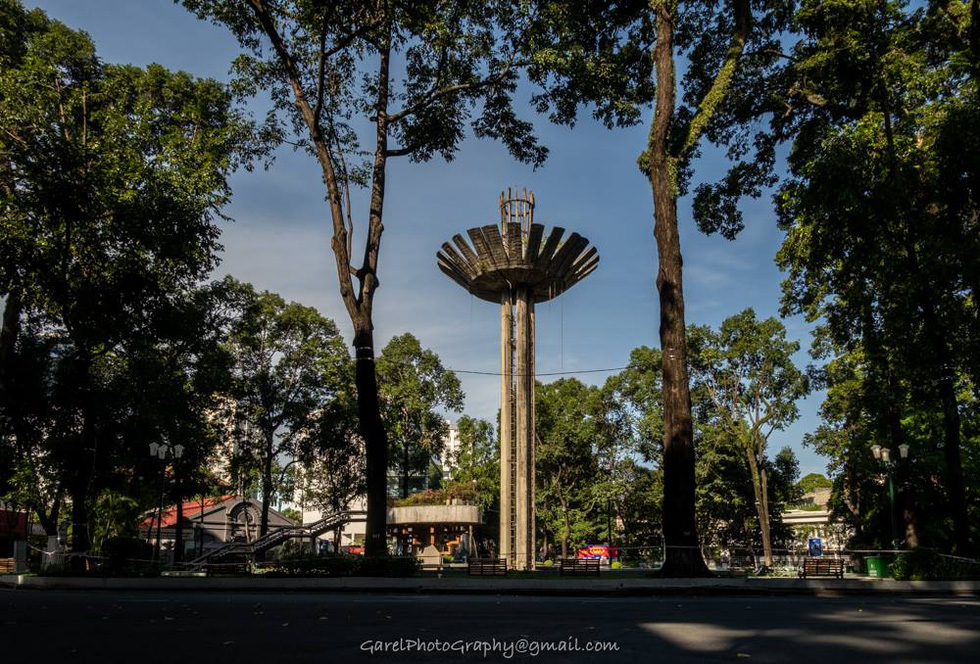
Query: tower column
436 189 598 573
515 285 534 570
499 290 513 565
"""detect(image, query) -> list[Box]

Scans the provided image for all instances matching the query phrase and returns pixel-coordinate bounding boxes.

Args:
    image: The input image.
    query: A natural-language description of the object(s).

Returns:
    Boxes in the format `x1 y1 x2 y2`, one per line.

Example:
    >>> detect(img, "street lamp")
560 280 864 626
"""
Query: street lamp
149 442 185 564
870 444 910 549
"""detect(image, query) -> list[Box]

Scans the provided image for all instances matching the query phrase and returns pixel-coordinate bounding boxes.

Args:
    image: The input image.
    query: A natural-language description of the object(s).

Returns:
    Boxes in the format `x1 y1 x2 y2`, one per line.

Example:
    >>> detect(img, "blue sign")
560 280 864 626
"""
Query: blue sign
808 537 824 558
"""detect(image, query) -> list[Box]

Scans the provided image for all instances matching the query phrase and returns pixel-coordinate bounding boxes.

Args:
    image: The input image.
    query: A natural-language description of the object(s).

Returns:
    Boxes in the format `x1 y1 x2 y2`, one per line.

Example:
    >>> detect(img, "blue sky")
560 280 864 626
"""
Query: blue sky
23 0 828 477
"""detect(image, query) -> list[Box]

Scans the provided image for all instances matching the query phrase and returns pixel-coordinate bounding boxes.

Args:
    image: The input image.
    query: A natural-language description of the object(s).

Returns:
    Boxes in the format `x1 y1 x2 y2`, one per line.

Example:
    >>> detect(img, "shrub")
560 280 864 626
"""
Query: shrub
611 561 622 569
102 536 154 570
358 555 420 577
891 548 980 581
269 553 420 578
390 483 478 507
391 489 445 507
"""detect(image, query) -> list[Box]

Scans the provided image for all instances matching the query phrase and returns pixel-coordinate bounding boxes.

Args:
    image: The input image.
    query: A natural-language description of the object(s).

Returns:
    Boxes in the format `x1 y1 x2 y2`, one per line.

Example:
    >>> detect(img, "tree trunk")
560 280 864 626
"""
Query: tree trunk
402 430 410 499
70 387 96 566
355 325 388 557
69 481 89 567
745 449 773 567
860 291 921 548
903 250 969 554
896 457 919 549
36 495 61 539
247 2 393 557
758 458 773 568
935 352 970 556
260 430 274 538
561 504 570 560
648 6 708 577
174 482 184 564
0 289 22 429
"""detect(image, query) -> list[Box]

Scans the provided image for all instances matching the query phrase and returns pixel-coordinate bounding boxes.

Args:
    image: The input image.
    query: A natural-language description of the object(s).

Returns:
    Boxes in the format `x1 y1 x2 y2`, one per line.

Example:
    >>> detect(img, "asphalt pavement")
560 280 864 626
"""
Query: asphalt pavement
2 589 978 663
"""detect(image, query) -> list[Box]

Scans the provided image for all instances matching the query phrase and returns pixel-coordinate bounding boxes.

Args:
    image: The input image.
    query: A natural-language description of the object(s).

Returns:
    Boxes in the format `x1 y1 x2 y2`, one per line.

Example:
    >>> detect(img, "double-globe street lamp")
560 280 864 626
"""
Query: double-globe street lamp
149 442 184 564
871 443 910 549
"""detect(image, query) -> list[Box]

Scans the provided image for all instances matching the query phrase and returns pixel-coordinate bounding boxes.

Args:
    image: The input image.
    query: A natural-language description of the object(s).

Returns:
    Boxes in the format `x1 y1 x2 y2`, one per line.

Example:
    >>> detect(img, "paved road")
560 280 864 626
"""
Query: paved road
2 590 978 663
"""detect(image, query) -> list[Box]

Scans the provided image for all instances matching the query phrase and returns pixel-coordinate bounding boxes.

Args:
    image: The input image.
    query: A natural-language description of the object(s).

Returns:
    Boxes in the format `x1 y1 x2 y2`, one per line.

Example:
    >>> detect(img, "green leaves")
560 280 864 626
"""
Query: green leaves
690 308 810 450
377 332 462 496
0 1 262 548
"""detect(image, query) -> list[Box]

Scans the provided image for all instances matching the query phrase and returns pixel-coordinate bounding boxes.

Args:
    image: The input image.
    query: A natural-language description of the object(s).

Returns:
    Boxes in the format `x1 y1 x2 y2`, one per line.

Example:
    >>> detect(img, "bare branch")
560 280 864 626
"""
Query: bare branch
387 52 525 125
245 0 359 321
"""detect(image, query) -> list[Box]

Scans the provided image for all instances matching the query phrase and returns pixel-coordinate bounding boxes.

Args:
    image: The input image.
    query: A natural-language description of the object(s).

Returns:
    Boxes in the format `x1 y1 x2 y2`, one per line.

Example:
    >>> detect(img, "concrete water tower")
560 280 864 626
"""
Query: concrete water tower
436 189 599 570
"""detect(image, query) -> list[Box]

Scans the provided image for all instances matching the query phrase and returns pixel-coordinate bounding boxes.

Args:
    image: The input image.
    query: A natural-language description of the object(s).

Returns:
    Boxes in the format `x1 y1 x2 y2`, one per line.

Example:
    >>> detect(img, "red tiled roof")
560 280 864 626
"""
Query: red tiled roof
140 496 233 529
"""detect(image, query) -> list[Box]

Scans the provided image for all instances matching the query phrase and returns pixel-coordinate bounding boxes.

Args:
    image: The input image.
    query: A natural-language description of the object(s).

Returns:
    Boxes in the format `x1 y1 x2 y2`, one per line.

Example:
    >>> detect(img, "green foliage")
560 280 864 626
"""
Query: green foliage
451 415 499 511
525 0 792 228
689 310 809 561
270 553 419 578
0 1 258 553
389 483 479 507
891 548 980 581
101 536 154 573
377 333 463 498
798 473 832 494
90 490 141 554
773 0 980 554
219 277 353 529
771 447 805 509
536 378 608 555
280 508 302 524
181 0 548 170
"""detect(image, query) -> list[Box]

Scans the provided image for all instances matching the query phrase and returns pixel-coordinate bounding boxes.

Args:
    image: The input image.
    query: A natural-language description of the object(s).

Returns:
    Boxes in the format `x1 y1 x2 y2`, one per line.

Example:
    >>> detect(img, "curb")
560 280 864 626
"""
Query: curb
2 575 978 596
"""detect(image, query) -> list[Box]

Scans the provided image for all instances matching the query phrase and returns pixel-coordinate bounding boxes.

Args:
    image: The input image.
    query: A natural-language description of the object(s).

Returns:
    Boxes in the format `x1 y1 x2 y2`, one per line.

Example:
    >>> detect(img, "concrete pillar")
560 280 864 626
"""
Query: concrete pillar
515 285 534 571
499 290 513 565
14 540 27 572
529 303 536 565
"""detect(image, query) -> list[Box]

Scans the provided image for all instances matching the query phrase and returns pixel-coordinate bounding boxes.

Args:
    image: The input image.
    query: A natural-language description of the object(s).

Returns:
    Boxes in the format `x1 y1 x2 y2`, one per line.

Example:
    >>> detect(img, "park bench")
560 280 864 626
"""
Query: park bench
0 558 15 574
558 558 601 577
467 558 508 576
799 558 845 579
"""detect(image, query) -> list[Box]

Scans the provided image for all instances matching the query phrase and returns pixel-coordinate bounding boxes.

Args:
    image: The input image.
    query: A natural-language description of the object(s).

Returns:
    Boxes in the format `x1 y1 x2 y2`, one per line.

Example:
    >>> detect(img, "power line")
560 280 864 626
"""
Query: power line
449 366 629 377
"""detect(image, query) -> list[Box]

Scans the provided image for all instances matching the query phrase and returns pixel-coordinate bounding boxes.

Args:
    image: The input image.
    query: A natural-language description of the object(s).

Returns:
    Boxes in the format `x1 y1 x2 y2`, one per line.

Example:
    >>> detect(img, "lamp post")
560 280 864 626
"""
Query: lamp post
871 443 910 549
149 442 184 564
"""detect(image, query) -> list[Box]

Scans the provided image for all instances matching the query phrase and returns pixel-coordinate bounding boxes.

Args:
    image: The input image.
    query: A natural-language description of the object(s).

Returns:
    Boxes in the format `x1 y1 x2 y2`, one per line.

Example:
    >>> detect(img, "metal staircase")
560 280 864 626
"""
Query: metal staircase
188 509 367 566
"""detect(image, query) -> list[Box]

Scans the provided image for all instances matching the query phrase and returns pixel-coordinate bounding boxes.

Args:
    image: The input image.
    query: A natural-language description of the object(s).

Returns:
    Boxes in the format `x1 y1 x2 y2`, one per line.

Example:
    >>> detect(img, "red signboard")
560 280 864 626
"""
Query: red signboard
576 544 618 561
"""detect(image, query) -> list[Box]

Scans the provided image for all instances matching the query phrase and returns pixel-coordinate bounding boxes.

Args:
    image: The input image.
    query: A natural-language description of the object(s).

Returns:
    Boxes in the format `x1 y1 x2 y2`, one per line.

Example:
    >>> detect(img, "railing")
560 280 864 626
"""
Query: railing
187 509 368 566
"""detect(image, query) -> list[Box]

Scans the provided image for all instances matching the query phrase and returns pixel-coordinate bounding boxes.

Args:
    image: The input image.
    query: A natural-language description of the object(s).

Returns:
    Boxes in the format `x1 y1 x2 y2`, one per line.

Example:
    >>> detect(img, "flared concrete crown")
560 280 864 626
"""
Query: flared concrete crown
437 222 599 303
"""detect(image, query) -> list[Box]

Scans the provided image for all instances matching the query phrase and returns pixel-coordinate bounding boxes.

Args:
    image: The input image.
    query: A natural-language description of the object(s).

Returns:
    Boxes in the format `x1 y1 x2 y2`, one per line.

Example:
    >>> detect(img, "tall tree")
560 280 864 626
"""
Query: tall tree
535 378 603 559
450 415 499 555
0 1 254 556
222 278 351 537
448 415 499 512
527 0 793 575
774 0 978 555
295 382 365 519
688 310 809 567
181 0 547 556
377 333 463 499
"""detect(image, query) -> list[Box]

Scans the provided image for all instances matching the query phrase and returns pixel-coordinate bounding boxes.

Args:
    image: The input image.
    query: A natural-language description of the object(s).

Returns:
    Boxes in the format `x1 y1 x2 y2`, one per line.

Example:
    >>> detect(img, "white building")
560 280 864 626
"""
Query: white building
439 420 461 480
781 488 851 552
